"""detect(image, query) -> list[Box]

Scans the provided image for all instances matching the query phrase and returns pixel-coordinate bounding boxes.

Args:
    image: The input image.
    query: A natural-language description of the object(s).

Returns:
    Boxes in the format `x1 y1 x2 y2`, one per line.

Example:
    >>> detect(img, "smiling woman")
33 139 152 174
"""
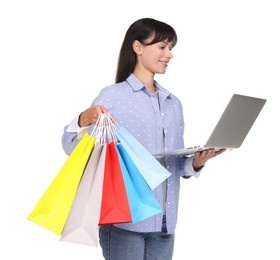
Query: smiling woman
61 17 225 260
1 1 278 260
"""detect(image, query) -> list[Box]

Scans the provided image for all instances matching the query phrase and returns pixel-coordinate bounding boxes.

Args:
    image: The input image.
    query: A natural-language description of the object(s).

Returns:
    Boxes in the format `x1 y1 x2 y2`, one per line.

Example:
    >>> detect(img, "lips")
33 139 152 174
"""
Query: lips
160 60 169 66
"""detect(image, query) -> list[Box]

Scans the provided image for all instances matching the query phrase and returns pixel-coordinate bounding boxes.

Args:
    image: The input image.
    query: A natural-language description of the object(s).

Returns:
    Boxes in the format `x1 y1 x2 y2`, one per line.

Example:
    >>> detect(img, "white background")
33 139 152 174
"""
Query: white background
1 0 279 259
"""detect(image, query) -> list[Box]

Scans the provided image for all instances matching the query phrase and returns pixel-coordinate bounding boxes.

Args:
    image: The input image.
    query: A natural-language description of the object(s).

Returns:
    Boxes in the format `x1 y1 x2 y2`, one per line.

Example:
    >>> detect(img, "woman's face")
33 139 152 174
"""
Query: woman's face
137 37 174 75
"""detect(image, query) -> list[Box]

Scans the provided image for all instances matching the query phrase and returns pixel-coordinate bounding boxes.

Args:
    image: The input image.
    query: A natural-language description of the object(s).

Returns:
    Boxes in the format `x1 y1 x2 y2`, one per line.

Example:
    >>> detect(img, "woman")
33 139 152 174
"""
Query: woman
62 18 225 260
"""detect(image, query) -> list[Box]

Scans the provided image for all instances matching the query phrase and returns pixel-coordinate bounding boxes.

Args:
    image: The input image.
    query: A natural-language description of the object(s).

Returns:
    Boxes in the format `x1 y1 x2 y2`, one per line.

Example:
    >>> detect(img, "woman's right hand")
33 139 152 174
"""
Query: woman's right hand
78 105 110 127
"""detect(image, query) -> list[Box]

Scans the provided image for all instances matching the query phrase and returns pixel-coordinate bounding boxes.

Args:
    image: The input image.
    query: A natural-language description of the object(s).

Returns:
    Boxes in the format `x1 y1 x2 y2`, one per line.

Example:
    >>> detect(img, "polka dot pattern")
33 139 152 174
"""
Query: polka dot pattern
89 74 191 234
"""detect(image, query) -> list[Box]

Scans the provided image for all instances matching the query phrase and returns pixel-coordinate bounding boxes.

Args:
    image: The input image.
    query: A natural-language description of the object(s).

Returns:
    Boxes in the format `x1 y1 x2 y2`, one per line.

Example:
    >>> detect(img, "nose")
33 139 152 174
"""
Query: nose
165 48 173 59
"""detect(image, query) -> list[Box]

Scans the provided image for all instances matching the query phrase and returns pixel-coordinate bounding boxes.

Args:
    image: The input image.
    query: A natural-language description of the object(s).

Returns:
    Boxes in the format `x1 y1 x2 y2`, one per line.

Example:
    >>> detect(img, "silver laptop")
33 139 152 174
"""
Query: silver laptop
154 94 266 157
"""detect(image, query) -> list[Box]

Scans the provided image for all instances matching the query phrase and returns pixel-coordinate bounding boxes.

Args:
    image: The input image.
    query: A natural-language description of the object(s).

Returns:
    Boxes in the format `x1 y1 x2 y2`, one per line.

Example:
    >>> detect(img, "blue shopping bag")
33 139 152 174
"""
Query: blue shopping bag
116 143 162 223
117 127 171 190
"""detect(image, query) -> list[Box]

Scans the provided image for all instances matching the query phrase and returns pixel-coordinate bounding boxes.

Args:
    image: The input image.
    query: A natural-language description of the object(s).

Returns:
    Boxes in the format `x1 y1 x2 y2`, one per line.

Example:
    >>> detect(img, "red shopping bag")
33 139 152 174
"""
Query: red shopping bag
99 142 132 225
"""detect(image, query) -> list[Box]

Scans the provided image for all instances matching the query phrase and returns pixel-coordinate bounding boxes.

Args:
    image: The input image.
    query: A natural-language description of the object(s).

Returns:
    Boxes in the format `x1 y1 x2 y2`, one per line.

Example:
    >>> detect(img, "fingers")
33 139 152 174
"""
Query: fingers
193 148 226 168
94 105 109 115
91 106 112 124
195 149 215 159
79 105 111 127
100 106 110 114
214 148 227 156
195 148 226 158
94 106 116 122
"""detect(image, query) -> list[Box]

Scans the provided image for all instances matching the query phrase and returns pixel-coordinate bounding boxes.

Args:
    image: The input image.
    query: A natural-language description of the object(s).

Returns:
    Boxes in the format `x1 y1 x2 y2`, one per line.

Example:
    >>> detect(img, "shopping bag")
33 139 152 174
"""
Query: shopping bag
116 143 162 223
99 141 132 225
116 127 171 190
27 133 96 235
60 142 106 246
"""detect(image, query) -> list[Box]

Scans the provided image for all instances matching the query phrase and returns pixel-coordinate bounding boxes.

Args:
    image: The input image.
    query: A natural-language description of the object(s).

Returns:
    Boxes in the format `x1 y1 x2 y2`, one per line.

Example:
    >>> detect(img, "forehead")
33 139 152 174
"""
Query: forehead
157 40 173 45
145 34 174 46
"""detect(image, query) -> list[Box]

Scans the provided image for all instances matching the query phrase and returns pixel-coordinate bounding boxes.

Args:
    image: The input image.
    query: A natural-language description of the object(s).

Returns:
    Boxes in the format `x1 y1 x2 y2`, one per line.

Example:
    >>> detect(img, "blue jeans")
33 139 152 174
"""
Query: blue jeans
99 220 175 260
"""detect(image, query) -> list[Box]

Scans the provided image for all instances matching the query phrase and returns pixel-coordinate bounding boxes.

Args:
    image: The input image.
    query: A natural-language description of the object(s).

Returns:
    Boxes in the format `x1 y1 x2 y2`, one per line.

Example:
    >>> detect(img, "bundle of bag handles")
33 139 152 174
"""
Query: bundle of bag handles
90 113 119 144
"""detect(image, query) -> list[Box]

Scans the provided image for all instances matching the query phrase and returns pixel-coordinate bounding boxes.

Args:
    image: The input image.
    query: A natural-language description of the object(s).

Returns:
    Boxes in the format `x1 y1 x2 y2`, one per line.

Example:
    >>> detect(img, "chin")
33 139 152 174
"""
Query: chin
156 69 167 74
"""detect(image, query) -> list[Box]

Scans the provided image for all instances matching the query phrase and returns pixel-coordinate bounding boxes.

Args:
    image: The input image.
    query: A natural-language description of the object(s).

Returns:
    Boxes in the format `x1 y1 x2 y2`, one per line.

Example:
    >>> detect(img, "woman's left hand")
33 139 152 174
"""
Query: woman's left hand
192 148 226 170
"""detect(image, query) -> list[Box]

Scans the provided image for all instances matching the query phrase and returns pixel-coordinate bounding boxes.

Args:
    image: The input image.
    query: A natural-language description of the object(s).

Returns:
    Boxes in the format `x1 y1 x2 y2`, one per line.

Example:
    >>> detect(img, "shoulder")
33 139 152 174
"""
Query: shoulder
96 81 130 97
91 80 131 106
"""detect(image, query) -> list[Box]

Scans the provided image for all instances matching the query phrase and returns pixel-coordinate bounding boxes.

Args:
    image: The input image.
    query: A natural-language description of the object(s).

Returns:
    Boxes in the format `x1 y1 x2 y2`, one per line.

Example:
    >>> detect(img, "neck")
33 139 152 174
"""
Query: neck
133 70 156 93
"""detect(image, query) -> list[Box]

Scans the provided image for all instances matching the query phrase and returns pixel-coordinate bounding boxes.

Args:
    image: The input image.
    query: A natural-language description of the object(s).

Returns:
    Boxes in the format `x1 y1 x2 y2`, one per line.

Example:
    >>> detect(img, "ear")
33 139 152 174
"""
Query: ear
132 40 142 55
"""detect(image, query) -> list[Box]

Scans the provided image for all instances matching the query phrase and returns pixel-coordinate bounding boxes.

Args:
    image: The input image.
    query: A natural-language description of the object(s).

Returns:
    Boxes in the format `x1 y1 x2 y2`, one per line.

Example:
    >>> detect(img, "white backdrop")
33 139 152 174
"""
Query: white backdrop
1 0 279 259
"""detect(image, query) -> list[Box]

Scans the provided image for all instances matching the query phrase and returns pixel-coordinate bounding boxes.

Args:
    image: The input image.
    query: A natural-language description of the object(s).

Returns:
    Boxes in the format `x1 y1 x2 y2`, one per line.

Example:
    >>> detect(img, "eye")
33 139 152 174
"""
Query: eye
158 44 167 50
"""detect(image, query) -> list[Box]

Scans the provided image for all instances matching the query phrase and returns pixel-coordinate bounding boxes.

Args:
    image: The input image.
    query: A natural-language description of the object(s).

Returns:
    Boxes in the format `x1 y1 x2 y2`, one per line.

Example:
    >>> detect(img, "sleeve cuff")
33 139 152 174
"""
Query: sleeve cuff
184 157 203 178
66 115 90 139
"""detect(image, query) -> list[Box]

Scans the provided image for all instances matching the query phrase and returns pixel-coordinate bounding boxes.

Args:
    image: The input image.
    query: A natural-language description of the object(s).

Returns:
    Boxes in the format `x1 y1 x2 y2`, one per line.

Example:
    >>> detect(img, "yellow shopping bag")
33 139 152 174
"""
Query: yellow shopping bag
27 133 96 235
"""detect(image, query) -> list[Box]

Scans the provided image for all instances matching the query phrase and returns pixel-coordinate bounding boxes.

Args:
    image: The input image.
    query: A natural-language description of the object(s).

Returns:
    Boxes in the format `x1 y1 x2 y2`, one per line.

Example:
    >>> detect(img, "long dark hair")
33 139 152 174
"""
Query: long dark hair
115 18 178 83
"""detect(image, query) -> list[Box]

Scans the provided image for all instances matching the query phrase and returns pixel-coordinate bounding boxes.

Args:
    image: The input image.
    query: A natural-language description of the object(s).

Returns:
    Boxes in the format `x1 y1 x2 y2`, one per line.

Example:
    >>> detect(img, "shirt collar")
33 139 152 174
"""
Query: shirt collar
126 73 172 98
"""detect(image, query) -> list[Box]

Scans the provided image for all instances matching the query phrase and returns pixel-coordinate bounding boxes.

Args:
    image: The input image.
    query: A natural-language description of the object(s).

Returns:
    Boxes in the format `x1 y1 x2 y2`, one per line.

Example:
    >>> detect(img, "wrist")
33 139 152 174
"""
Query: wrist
193 165 204 172
78 112 91 127
78 113 84 127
